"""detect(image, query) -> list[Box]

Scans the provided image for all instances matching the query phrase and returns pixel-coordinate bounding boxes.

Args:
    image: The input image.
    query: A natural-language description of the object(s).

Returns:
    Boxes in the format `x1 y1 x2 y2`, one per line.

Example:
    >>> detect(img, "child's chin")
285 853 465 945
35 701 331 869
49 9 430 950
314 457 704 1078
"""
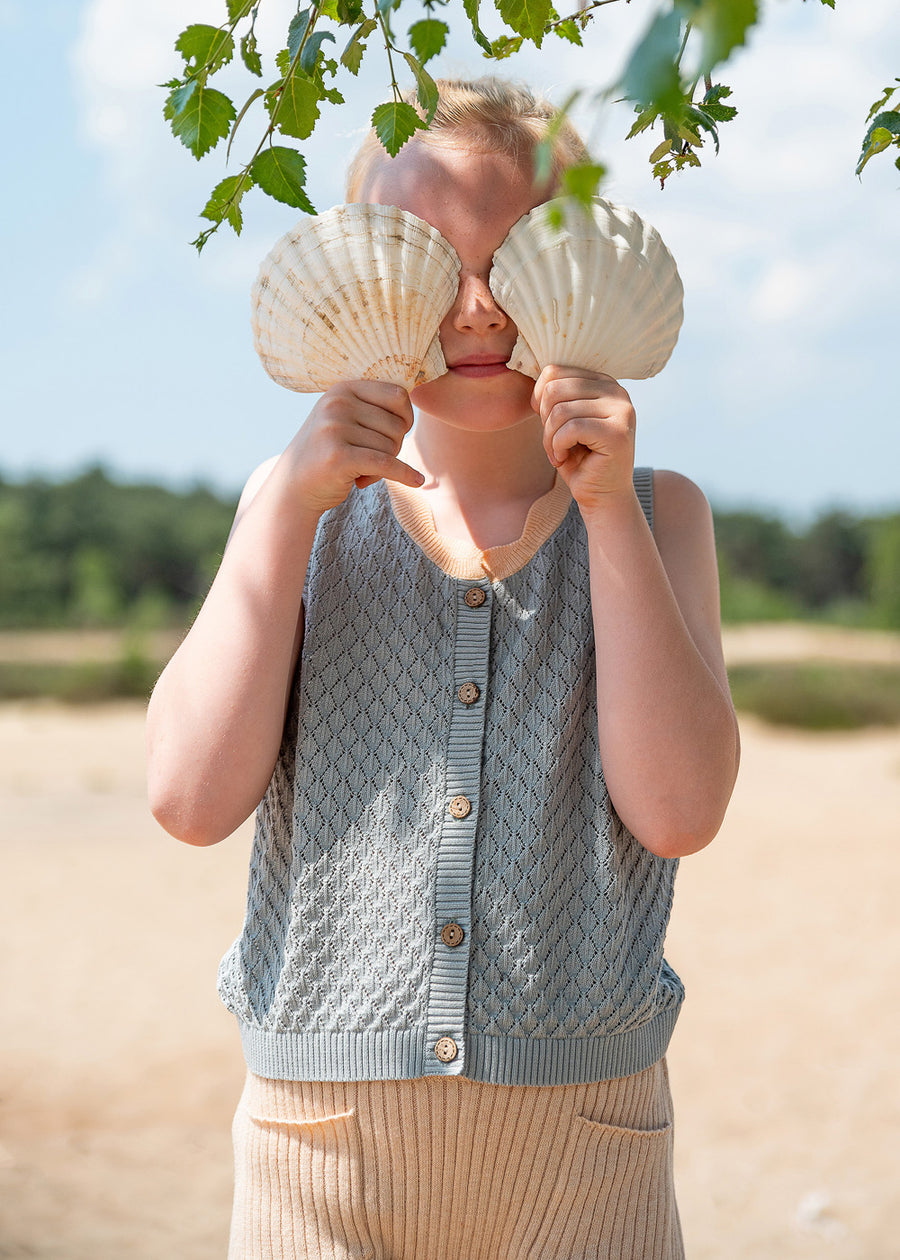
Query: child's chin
413 370 533 416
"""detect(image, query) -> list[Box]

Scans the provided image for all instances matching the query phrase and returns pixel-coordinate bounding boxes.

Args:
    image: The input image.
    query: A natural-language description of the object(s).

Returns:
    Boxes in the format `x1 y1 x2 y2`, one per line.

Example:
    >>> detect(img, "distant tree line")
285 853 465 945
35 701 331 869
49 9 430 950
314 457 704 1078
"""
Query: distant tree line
0 466 898 630
0 467 237 631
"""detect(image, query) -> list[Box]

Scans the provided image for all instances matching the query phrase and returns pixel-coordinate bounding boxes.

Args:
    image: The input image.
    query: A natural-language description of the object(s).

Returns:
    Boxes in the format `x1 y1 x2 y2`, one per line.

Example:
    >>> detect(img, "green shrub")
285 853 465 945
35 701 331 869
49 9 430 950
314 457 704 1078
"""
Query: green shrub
729 663 900 730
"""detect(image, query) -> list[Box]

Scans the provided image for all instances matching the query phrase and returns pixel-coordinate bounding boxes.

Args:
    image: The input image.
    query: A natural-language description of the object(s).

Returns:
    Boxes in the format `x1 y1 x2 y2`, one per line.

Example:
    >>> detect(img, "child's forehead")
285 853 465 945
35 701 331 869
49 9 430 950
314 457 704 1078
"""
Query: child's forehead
364 141 547 252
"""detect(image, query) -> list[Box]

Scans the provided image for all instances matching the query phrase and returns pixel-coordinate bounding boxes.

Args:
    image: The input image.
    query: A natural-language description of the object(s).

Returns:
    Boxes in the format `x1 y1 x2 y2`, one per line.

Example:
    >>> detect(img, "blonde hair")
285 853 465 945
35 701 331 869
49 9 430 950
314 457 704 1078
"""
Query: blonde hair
346 76 588 201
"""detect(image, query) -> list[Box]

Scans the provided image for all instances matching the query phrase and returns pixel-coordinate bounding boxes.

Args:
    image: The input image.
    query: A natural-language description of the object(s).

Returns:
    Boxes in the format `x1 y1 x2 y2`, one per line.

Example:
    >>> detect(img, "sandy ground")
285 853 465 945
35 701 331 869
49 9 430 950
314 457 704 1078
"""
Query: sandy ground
1 626 899 1259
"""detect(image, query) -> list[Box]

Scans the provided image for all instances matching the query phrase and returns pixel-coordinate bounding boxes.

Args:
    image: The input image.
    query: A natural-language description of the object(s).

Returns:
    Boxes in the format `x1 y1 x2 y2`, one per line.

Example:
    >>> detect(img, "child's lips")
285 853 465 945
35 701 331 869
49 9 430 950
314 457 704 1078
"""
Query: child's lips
448 355 512 379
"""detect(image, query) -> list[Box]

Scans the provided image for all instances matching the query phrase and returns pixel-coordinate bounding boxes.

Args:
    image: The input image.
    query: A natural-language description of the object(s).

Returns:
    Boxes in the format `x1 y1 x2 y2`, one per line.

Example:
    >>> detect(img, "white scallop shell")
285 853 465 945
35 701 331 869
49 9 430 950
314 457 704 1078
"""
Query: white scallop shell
251 204 461 392
490 197 684 380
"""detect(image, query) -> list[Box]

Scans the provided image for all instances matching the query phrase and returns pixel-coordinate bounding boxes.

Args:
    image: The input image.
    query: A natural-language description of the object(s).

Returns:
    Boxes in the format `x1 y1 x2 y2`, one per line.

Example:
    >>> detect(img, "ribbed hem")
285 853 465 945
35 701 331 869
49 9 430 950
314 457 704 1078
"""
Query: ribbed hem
236 1003 681 1086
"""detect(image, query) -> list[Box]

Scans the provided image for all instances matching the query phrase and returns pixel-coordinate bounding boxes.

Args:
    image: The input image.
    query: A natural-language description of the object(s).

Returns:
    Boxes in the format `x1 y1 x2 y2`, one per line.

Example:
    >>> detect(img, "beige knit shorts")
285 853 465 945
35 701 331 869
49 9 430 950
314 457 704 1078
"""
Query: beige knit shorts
228 1061 683 1260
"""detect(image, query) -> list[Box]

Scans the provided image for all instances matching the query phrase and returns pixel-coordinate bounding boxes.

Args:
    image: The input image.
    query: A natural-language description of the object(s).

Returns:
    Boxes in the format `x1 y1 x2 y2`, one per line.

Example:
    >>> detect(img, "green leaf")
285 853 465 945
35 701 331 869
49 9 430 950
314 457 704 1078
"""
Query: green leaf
856 113 900 175
871 109 900 137
490 34 524 59
341 18 376 73
495 0 551 44
240 31 263 76
626 106 660 140
462 0 495 54
371 100 427 157
401 53 440 124
560 161 606 205
200 172 253 233
313 0 341 17
268 71 322 139
700 82 737 122
250 147 316 212
687 106 722 150
164 80 198 120
334 0 365 20
226 0 255 20
175 24 235 75
167 84 235 159
675 0 758 75
408 18 449 63
676 122 702 145
622 10 683 111
819 0 835 8
300 30 336 74
287 10 313 61
553 18 582 46
866 82 899 124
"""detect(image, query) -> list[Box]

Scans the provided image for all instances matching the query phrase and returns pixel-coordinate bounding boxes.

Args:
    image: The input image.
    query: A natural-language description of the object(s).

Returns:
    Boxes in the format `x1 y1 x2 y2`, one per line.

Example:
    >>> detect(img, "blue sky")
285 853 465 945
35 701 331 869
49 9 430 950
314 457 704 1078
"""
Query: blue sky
1 0 897 518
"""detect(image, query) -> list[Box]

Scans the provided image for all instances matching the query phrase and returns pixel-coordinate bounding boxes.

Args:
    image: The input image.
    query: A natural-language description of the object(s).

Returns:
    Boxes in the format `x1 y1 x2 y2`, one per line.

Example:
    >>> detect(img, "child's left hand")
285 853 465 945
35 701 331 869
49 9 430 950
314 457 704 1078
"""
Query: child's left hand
532 366 636 515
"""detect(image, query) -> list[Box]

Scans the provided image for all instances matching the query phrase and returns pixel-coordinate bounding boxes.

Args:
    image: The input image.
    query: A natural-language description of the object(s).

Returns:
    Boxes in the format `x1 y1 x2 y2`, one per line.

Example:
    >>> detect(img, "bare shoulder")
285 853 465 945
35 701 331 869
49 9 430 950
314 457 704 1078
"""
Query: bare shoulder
650 469 717 564
652 469 714 531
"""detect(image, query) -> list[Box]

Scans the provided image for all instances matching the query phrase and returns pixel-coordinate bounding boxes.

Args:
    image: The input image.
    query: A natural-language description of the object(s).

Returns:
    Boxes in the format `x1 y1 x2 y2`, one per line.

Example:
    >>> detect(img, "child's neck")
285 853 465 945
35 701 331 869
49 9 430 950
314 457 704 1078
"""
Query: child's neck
402 412 558 549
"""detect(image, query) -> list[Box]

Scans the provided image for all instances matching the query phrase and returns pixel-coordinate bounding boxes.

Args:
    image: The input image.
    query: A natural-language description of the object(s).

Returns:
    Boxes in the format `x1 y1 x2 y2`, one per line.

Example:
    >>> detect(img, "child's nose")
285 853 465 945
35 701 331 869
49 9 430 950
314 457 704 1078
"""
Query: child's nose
450 271 509 333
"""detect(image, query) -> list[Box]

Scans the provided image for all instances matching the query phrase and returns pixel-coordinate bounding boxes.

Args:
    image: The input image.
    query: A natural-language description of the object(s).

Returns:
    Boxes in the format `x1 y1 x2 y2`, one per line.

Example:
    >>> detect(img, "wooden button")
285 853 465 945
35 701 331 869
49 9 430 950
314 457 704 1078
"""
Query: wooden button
464 587 486 608
441 922 465 947
434 1036 458 1063
448 795 471 819
457 682 480 705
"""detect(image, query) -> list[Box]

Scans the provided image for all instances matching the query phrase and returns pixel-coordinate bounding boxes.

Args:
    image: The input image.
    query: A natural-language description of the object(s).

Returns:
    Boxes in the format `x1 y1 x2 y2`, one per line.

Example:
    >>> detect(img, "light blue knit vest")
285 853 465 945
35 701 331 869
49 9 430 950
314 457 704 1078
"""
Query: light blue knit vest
217 469 684 1085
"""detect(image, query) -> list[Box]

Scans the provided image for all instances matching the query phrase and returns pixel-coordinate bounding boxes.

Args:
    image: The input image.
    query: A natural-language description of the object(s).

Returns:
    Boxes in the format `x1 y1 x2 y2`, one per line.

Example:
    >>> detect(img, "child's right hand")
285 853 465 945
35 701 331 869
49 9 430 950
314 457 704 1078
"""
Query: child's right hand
283 380 424 516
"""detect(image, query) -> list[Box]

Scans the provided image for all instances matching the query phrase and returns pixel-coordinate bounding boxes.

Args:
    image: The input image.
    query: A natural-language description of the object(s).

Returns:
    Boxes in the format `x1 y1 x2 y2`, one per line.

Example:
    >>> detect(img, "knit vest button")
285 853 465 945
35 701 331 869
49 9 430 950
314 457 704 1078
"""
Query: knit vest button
448 795 471 819
441 922 465 947
434 1036 458 1063
457 682 480 705
464 586 486 608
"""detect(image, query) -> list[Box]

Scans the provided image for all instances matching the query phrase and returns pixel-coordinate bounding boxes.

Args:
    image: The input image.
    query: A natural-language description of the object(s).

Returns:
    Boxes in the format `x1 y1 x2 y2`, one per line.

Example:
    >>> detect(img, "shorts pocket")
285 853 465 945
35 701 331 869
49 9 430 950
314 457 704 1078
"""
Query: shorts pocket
517 1077 683 1260
229 1076 375 1260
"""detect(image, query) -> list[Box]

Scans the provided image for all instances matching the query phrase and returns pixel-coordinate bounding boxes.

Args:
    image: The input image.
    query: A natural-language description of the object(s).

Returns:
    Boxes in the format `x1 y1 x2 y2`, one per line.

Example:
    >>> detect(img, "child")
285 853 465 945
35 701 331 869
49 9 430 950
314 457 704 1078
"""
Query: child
147 76 739 1260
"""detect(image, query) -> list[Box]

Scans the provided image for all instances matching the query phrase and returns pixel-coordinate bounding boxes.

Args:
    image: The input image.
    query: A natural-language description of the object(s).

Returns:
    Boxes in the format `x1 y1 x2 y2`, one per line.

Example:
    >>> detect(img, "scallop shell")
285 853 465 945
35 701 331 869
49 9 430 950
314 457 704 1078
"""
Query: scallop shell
489 197 684 380
251 204 461 392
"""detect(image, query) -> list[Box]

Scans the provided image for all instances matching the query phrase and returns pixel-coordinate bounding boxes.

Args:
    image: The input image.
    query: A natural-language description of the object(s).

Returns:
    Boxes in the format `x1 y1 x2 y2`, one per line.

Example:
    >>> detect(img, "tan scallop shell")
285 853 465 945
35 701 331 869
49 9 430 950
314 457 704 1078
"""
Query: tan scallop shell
490 197 684 380
251 204 461 392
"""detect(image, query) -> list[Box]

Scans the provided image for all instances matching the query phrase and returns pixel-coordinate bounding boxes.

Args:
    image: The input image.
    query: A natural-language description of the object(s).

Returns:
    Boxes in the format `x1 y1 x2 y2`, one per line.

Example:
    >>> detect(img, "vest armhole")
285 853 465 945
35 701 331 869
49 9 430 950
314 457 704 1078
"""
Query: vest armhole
633 466 654 533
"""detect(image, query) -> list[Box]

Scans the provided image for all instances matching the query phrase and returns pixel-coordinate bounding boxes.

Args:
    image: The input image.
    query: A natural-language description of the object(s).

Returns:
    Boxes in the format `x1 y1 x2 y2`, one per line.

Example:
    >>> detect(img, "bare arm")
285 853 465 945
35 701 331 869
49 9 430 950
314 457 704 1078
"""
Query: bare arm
535 367 739 859
146 380 422 846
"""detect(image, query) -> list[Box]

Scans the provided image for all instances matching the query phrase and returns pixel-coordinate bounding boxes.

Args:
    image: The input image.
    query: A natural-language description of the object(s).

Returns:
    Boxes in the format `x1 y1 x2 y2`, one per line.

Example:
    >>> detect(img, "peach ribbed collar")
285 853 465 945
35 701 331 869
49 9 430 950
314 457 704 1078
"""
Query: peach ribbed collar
385 474 573 581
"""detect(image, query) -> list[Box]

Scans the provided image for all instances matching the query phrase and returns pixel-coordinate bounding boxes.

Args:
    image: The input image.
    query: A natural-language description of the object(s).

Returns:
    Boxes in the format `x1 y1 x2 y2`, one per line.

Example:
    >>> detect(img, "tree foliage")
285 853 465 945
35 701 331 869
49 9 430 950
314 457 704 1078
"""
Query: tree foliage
0 468 236 630
160 0 887 251
1 470 899 631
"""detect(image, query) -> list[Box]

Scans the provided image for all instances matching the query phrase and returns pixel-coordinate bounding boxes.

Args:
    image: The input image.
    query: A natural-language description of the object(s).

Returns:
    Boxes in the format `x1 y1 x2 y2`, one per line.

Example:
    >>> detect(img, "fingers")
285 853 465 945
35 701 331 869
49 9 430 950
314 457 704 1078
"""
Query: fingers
355 455 426 491
532 366 635 468
285 379 423 513
347 379 416 430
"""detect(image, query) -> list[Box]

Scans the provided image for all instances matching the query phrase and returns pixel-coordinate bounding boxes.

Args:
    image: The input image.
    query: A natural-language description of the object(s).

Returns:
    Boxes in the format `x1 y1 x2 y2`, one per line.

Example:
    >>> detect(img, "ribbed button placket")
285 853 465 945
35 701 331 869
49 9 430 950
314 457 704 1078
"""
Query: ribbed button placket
424 579 492 1075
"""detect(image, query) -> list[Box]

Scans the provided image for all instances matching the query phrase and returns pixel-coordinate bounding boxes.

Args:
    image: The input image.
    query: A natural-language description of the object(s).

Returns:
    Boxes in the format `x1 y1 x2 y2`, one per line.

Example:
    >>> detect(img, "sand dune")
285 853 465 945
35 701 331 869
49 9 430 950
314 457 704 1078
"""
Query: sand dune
1 630 899 1257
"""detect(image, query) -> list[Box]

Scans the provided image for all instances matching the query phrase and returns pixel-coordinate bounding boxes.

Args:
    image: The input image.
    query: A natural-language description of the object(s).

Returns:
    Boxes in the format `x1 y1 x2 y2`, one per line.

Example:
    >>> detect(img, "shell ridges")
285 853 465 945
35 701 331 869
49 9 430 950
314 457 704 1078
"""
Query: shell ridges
490 197 684 381
251 204 461 393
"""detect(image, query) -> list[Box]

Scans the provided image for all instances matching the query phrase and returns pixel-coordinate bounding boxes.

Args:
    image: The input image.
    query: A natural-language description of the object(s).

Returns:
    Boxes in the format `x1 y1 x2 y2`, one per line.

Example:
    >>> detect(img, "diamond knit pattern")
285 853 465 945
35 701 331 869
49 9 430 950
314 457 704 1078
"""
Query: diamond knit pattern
219 487 452 1033
217 478 683 1077
469 508 682 1038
